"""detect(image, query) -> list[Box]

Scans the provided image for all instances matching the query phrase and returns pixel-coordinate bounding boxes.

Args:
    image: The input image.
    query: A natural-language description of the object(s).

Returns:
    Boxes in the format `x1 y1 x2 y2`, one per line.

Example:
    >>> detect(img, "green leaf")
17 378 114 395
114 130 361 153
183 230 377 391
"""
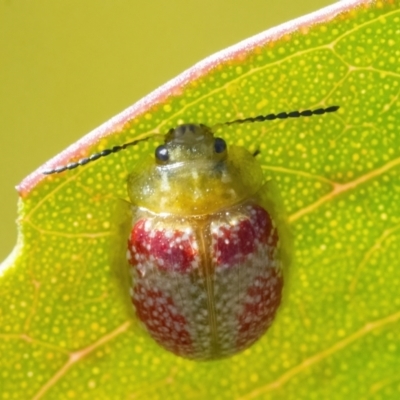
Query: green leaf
2 0 400 398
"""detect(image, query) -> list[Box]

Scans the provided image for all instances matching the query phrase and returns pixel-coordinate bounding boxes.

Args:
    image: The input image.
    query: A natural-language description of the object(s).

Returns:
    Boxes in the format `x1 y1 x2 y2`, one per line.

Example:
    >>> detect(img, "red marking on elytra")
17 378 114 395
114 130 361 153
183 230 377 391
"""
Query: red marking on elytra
214 219 255 265
213 205 277 267
132 285 193 355
237 270 283 348
250 205 278 246
129 219 197 273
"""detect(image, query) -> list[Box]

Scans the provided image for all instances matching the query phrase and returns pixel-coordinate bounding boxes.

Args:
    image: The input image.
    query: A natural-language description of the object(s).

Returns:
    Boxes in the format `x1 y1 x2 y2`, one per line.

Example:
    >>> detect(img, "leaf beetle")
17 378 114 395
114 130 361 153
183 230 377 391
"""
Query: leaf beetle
44 105 339 360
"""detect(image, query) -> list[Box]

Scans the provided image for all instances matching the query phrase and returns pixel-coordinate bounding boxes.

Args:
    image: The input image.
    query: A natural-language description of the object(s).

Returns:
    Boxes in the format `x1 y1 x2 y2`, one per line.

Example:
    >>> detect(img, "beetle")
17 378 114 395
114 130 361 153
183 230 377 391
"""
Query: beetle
44 105 339 360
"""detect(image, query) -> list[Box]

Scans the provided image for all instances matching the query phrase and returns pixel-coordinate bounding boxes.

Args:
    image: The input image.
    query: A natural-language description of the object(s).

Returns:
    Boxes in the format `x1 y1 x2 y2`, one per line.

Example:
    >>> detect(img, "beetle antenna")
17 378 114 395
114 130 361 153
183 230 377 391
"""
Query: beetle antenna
223 105 340 126
43 105 340 175
42 137 151 175
252 148 261 158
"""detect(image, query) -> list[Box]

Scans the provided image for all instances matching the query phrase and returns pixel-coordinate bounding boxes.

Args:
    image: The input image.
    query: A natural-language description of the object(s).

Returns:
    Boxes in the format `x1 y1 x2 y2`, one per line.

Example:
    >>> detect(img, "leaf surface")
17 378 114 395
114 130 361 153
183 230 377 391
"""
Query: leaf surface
1 1 400 399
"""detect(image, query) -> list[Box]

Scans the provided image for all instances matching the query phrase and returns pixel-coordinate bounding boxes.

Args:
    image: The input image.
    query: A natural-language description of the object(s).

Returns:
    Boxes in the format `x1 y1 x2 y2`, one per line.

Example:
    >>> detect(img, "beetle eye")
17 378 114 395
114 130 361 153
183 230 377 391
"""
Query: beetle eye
214 137 227 154
155 145 169 162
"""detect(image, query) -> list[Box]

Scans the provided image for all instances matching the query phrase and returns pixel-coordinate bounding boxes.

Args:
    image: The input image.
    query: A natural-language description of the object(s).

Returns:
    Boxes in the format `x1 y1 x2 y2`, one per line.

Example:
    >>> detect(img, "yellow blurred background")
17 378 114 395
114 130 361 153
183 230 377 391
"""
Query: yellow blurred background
0 0 335 261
